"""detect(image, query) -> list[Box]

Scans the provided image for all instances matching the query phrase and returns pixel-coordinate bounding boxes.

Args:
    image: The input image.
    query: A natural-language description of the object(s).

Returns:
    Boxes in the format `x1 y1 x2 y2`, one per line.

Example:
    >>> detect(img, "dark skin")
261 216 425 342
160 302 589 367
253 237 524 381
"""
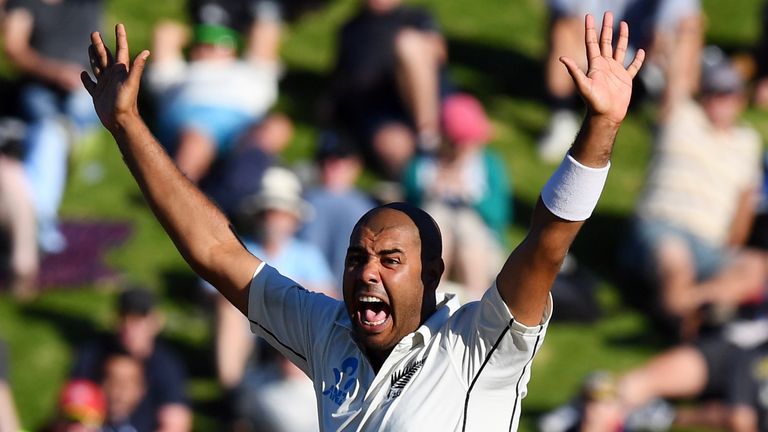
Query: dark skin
83 14 643 373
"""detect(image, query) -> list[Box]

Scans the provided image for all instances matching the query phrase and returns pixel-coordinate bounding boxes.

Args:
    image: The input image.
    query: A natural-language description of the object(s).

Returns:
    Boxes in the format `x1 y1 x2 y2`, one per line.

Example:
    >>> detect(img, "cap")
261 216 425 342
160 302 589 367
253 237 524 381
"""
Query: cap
117 287 156 316
441 93 491 147
59 379 107 426
241 167 313 220
700 46 744 95
193 24 240 49
315 131 359 161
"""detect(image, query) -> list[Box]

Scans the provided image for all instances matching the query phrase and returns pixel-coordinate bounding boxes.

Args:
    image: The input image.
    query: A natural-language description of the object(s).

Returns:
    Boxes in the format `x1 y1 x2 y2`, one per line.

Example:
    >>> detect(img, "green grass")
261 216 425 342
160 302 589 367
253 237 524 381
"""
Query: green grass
1 0 767 430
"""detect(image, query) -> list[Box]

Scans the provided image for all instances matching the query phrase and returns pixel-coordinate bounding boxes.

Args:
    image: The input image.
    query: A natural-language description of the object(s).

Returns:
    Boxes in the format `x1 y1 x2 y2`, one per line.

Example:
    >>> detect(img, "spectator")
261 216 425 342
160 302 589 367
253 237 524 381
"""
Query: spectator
622 48 765 336
212 167 331 429
538 0 702 162
101 352 147 432
0 122 37 298
201 113 293 222
329 0 448 179
299 132 376 286
229 344 319 432
539 314 768 432
45 379 106 432
145 5 281 182
71 287 191 432
2 0 103 253
403 93 511 299
0 338 20 432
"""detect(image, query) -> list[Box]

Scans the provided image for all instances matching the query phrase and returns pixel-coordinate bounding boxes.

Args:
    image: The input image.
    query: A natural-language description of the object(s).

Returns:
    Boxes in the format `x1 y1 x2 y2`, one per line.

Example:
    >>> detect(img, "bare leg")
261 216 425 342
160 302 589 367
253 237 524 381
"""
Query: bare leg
371 123 415 179
618 346 708 408
655 238 700 317
215 293 253 390
175 129 217 183
546 17 584 102
394 29 442 137
538 17 584 162
696 250 767 307
0 157 38 299
0 381 20 432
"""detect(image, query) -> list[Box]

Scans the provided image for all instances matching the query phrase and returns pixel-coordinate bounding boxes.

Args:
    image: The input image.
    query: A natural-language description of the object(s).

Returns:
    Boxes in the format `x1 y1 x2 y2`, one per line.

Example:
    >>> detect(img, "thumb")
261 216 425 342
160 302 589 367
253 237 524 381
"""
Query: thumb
126 50 150 90
560 56 590 94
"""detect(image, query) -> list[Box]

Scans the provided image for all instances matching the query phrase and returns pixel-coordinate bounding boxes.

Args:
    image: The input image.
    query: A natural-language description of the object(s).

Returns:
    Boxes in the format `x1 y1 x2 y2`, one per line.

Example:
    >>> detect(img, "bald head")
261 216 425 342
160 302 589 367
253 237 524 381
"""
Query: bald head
354 202 442 264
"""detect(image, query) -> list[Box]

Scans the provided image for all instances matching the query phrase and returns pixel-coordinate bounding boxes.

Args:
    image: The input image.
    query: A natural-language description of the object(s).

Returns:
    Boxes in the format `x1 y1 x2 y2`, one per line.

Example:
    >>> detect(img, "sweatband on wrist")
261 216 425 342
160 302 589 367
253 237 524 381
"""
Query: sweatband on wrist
540 153 610 221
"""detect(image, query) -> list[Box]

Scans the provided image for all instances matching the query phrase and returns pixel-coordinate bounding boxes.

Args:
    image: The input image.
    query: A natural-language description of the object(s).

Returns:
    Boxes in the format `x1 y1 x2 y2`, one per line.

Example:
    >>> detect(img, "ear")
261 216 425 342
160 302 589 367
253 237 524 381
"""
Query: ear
422 258 445 291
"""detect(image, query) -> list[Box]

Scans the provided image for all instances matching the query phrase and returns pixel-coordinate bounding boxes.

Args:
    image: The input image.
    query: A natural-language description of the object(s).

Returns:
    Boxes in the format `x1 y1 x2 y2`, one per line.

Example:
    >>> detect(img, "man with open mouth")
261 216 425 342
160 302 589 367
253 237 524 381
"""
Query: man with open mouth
81 11 644 431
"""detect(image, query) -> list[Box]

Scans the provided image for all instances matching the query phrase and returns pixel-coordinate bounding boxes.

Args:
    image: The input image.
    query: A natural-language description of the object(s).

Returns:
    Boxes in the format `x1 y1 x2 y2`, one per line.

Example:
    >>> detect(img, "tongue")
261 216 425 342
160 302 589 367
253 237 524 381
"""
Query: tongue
363 304 388 323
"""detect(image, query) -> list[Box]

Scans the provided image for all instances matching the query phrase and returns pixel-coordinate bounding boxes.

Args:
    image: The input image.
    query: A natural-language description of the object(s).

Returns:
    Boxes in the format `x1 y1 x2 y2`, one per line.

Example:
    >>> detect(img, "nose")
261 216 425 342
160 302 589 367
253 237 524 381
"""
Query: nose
359 257 381 286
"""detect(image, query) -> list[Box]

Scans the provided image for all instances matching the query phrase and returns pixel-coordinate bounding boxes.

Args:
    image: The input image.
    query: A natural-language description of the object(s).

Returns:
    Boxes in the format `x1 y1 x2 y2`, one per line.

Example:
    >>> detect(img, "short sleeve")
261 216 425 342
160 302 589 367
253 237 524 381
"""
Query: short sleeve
655 0 701 30
145 59 187 94
248 264 344 377
448 284 551 384
446 285 552 429
729 349 759 408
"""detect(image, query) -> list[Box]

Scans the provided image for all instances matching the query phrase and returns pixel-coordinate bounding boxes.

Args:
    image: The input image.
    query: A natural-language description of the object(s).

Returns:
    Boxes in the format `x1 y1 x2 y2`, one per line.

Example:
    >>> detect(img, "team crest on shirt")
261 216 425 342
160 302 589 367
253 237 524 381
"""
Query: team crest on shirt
387 357 425 400
323 357 359 406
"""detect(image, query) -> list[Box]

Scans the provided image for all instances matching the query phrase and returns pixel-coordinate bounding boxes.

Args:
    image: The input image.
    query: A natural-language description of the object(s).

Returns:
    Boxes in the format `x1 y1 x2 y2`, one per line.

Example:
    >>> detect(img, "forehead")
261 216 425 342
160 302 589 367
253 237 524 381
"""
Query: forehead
350 209 421 251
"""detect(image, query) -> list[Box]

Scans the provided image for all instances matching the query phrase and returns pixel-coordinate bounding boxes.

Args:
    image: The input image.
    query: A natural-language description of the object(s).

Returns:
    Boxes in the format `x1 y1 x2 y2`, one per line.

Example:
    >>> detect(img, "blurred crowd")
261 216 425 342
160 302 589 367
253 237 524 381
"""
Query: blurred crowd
2 0 768 430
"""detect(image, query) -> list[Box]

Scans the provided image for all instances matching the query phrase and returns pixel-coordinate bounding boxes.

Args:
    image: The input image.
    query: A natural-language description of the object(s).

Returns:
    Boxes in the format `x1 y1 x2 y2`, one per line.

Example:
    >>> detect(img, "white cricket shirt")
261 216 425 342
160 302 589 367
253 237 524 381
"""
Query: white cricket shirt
247 263 551 431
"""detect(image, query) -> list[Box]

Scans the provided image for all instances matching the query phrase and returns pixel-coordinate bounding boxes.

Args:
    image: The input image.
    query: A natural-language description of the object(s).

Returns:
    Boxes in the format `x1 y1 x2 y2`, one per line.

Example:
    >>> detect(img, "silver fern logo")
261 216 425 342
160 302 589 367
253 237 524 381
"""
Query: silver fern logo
387 357 425 400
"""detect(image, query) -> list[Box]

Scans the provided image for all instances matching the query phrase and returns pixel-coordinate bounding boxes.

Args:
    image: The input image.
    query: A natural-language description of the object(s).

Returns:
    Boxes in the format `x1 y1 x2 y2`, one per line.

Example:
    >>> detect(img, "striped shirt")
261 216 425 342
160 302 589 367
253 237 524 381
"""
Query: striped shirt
637 99 762 246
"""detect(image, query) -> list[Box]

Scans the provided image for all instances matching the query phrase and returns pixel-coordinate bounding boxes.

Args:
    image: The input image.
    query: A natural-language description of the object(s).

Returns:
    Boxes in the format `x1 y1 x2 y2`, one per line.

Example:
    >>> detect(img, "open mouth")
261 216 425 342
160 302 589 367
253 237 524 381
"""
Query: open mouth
356 295 392 332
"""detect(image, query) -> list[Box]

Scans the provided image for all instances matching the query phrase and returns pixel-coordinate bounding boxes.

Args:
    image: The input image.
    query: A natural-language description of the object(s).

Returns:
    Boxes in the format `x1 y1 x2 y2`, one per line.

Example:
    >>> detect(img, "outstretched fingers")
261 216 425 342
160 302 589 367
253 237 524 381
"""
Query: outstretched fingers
599 12 613 58
584 14 600 62
614 21 629 64
626 48 646 79
115 24 130 67
90 31 113 73
560 56 590 93
126 50 150 90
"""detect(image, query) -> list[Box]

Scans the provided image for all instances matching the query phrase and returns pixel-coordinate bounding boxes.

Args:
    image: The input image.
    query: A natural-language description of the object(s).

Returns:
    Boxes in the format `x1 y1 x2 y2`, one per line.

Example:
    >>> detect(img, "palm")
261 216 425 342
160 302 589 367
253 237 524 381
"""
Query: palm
81 24 148 133
560 13 645 125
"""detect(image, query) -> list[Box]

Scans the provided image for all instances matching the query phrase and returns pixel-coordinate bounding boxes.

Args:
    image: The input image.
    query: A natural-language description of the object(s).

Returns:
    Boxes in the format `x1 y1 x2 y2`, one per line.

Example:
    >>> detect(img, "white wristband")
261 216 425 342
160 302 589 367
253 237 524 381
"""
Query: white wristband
541 154 610 221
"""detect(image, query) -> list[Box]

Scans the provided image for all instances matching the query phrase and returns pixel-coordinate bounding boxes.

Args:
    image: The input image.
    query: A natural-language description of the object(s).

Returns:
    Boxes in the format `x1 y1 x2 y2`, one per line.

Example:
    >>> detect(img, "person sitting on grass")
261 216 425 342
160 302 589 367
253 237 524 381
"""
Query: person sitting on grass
145 11 280 182
622 47 766 338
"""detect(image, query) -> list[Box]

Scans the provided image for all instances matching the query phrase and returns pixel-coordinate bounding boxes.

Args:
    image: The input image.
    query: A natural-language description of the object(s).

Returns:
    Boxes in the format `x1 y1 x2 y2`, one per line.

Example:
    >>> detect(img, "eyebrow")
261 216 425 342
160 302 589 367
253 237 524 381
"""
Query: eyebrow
378 248 404 255
345 247 405 255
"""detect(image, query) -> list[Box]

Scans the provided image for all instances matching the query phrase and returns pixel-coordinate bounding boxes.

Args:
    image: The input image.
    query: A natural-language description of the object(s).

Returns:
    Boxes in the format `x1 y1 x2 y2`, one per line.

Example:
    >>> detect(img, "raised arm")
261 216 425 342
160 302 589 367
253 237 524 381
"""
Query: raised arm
497 13 644 325
81 25 260 315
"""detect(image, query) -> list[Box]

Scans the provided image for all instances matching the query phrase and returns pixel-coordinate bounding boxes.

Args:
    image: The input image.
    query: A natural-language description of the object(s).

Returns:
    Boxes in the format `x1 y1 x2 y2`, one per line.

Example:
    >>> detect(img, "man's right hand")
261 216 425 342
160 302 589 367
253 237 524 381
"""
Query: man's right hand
81 24 149 134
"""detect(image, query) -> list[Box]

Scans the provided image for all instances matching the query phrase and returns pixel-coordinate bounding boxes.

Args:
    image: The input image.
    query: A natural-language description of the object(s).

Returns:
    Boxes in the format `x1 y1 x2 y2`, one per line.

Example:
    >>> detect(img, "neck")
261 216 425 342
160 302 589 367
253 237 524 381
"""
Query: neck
365 347 392 373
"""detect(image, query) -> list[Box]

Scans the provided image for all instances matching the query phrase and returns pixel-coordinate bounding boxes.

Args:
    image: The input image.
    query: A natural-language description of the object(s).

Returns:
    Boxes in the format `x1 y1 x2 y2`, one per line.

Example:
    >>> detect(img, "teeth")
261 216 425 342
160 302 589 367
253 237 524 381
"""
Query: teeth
359 296 382 303
363 317 387 326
